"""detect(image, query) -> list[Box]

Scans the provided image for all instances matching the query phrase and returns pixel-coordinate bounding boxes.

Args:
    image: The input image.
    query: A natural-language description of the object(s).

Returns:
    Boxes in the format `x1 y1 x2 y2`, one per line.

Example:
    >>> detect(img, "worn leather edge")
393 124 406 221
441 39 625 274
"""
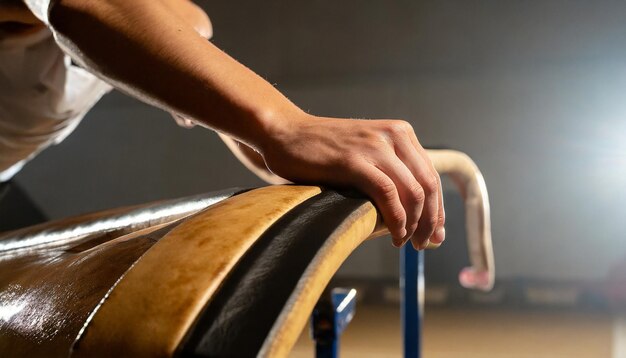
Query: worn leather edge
69 221 182 352
70 185 321 357
259 200 378 357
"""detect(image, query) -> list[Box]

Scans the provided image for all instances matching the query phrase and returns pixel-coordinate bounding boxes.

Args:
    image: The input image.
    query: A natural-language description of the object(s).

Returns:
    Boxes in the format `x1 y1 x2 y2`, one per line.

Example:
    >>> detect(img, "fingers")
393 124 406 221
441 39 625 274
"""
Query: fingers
261 115 443 250
431 178 446 244
368 154 426 247
350 163 408 243
406 127 445 248
410 171 441 249
393 139 440 249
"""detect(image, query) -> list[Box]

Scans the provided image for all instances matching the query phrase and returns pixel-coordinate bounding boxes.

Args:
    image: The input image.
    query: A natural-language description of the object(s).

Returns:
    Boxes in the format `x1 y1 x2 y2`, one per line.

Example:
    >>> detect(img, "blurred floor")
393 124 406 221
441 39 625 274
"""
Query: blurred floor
291 306 619 357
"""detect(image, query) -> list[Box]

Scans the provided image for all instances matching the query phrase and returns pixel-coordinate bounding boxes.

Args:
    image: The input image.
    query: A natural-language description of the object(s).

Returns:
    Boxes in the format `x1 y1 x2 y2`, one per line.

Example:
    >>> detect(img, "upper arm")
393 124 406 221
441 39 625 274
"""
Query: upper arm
0 0 42 24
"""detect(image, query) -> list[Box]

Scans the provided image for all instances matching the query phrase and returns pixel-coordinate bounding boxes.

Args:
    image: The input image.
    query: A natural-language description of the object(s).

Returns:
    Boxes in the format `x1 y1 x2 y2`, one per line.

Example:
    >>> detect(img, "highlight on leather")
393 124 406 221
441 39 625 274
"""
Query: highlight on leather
0 224 171 357
0 188 240 255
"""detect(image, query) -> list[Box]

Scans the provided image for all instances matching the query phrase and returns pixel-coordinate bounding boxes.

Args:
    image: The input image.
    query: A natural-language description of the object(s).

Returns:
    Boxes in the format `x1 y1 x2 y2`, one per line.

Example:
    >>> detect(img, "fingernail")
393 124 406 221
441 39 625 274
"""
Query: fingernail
420 239 430 250
398 227 407 240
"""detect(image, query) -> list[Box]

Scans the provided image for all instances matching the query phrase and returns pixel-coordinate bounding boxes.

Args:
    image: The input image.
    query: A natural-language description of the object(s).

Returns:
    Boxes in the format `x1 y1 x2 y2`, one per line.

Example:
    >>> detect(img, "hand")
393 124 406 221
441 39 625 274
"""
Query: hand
259 114 445 249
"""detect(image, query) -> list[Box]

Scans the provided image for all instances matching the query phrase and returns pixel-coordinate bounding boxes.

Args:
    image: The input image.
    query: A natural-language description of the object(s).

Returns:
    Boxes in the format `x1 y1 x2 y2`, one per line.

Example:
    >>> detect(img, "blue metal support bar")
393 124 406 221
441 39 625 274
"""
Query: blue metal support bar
311 288 357 358
401 246 424 358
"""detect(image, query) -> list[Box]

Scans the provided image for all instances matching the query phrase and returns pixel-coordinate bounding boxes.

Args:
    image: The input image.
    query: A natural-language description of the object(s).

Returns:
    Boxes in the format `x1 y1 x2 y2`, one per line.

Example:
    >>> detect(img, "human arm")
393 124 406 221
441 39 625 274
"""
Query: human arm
0 0 44 37
46 0 444 248
1 0 39 23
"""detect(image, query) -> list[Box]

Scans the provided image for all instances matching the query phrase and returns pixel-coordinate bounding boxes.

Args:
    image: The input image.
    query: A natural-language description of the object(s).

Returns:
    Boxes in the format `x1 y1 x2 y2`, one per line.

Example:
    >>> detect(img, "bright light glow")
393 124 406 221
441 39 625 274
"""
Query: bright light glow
0 303 25 322
592 126 626 188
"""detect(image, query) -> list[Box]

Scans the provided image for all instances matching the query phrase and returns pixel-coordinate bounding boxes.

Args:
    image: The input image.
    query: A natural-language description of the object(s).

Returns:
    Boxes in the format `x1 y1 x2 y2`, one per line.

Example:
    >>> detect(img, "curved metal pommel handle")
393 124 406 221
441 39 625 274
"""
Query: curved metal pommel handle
428 149 495 291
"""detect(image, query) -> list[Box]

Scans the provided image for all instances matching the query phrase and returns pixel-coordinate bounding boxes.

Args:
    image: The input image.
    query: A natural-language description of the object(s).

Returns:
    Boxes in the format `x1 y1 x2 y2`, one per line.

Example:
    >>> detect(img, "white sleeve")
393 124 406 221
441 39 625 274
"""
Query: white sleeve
22 0 53 25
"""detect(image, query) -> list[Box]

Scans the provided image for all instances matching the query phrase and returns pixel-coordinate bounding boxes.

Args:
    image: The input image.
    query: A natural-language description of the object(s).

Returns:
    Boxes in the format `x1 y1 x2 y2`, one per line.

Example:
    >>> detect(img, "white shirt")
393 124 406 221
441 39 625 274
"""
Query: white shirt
0 0 112 181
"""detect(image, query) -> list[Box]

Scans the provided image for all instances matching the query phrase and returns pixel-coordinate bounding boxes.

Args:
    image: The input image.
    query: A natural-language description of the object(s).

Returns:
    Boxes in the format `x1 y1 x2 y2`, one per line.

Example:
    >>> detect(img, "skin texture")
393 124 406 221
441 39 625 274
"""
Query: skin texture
0 1 44 36
6 0 444 249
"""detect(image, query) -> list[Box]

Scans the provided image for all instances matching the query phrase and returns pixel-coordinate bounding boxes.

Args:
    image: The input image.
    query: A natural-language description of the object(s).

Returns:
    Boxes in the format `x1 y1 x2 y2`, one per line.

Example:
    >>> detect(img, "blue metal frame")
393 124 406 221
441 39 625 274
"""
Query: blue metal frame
312 247 424 358
401 246 424 358
311 288 357 358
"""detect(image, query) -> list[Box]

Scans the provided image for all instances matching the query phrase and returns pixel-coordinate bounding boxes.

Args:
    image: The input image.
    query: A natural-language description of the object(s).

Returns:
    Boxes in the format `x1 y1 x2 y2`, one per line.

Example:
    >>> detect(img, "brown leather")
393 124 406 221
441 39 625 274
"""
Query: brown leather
0 180 488 357
0 186 421 357
72 185 322 357
177 190 377 357
0 189 239 357
0 189 238 254
0 225 168 357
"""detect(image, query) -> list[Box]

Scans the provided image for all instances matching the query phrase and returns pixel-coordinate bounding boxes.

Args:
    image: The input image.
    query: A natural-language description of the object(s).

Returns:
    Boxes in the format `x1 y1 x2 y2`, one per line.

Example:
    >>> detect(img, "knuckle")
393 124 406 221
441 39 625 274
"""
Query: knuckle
422 175 439 194
376 179 398 201
411 185 426 202
400 120 415 133
388 120 412 136
388 208 407 229
370 179 406 229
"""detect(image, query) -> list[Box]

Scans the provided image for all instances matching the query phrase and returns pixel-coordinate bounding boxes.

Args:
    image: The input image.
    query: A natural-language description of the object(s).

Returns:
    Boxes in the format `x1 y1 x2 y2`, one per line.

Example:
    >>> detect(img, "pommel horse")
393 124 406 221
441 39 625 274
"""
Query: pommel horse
0 149 494 357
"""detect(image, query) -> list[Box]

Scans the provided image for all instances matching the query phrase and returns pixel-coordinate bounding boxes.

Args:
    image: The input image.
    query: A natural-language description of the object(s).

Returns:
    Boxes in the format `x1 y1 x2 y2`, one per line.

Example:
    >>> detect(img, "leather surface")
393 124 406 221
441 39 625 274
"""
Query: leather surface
0 188 240 255
0 189 240 357
0 176 487 357
178 190 375 357
72 185 322 357
0 225 171 357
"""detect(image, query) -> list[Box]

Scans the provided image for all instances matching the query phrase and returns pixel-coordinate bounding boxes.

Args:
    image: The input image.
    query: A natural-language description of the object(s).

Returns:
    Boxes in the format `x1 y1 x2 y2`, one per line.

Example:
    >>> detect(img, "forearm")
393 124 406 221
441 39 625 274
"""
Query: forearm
47 0 446 249
48 0 302 150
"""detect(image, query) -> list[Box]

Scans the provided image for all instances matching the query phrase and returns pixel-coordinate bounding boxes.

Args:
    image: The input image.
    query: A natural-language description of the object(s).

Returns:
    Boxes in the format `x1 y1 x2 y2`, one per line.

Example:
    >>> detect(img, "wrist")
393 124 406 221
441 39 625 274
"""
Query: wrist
249 106 311 155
